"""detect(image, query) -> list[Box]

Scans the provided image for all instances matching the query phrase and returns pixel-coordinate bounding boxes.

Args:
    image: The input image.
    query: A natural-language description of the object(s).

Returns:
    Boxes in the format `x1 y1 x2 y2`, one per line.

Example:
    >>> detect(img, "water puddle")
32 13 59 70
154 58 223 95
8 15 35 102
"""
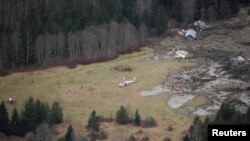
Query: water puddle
167 94 195 109
140 85 171 96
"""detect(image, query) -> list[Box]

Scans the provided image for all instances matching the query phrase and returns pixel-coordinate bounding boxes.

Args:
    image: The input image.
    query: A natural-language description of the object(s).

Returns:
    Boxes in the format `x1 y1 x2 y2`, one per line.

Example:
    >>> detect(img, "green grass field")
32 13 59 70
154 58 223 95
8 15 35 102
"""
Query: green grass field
0 48 198 141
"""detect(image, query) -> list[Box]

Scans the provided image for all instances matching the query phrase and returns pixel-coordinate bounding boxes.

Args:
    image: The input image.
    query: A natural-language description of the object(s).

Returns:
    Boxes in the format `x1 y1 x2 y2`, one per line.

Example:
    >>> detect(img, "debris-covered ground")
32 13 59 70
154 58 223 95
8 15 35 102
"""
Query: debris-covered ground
141 7 250 116
166 60 250 116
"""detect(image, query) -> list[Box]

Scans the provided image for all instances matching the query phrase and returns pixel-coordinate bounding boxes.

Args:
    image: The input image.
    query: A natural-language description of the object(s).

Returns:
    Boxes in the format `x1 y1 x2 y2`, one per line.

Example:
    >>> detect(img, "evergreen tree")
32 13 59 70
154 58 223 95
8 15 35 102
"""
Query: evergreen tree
35 100 50 123
214 103 236 124
0 101 10 135
49 101 63 124
10 107 21 135
189 116 202 141
94 0 111 24
134 109 141 126
20 97 37 135
194 0 202 20
201 117 210 141
172 0 183 22
183 134 190 141
245 107 250 124
140 10 152 28
188 103 248 141
116 106 129 124
231 111 242 124
107 0 123 22
155 5 167 35
227 0 239 15
87 110 100 132
121 0 137 25
65 124 74 141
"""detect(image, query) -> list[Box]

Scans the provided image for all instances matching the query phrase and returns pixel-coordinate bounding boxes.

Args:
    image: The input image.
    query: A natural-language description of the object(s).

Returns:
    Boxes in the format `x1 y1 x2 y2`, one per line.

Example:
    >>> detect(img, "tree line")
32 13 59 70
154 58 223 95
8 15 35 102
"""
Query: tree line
58 106 156 141
0 0 164 69
194 0 241 20
0 98 155 141
0 0 243 69
0 97 63 136
35 21 142 65
184 103 250 141
86 106 142 132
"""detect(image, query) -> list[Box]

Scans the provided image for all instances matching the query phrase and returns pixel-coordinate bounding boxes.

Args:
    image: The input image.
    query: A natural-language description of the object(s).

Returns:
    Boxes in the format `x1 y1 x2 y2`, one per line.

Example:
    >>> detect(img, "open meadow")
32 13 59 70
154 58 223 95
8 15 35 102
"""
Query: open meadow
0 48 198 141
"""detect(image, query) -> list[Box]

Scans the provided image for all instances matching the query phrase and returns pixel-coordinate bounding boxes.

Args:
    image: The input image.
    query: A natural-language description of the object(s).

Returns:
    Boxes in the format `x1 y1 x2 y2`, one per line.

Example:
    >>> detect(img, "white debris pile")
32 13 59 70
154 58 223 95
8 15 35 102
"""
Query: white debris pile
177 20 209 38
178 29 186 36
230 56 246 63
194 20 211 31
174 50 191 59
164 49 192 60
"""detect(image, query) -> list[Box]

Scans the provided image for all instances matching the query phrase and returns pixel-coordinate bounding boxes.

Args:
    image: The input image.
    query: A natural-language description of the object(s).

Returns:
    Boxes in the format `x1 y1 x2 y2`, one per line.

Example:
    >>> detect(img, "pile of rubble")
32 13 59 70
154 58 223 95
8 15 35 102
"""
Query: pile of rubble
164 61 250 115
194 20 211 31
177 20 211 39
163 61 221 92
163 49 192 60
147 15 250 116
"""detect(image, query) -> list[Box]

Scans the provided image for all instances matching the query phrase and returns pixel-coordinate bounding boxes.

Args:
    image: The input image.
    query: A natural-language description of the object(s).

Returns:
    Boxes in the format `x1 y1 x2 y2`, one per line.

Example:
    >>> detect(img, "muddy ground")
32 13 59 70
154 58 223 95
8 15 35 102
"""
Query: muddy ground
142 7 250 116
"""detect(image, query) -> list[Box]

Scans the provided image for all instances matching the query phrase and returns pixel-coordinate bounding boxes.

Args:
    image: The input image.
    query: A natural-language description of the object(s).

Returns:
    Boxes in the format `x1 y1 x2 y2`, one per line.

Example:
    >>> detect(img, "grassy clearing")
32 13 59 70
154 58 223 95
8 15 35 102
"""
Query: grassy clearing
0 48 196 141
185 95 208 107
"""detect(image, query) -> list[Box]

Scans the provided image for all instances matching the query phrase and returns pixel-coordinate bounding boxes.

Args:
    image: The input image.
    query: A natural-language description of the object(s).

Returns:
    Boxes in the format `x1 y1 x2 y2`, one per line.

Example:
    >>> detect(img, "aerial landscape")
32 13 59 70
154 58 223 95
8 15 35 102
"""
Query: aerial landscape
0 0 250 141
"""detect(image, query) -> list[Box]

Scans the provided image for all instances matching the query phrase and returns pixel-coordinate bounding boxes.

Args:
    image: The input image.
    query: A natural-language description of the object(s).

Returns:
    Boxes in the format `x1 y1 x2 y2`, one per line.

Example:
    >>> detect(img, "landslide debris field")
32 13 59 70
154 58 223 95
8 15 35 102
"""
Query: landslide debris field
0 7 249 141
144 7 250 116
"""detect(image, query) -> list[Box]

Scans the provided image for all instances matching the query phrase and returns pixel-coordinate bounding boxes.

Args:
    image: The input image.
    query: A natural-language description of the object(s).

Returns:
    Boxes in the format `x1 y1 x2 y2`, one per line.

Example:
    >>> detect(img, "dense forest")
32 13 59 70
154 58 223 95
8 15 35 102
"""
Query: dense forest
185 103 250 141
0 0 245 69
0 97 63 136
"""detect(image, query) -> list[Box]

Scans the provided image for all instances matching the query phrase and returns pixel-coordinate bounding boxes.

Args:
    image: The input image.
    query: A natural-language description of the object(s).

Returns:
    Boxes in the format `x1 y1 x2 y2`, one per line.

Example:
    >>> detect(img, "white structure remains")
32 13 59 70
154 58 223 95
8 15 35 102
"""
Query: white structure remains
174 50 189 59
185 29 197 38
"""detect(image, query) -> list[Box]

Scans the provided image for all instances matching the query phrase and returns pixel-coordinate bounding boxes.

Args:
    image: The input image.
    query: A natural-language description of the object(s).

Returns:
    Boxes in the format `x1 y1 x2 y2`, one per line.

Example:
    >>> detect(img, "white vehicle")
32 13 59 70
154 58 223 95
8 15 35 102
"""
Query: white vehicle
118 77 136 87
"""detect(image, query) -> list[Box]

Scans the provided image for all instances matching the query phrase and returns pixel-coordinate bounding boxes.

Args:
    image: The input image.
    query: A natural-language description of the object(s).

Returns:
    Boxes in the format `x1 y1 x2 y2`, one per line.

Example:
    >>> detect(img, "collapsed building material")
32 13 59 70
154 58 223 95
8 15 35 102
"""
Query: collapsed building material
174 50 190 59
194 20 210 31
236 56 245 62
230 56 246 64
185 29 197 38
178 29 186 36
172 84 182 91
